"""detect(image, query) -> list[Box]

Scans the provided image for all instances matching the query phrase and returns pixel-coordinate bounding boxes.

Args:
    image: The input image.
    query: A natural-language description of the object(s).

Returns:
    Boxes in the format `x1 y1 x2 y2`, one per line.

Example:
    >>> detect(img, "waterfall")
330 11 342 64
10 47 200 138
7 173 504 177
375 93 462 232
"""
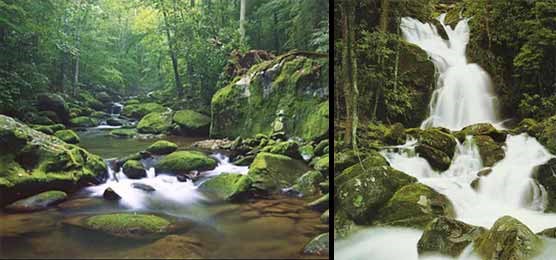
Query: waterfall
401 14 498 130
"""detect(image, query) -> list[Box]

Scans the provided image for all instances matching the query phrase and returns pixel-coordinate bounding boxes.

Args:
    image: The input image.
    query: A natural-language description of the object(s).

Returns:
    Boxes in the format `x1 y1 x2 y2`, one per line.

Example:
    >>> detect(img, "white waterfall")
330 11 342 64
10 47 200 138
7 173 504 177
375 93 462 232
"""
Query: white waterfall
401 14 498 130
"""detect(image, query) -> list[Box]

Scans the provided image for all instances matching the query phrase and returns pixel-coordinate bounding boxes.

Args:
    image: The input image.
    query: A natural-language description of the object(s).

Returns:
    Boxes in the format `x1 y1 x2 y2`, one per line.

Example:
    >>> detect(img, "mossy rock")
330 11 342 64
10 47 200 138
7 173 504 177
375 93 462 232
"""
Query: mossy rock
417 217 486 257
155 151 217 175
4 190 67 212
336 165 416 224
299 144 315 161
122 160 147 179
457 123 506 143
534 115 556 154
313 155 329 174
314 139 329 156
334 150 362 174
36 93 70 123
78 92 105 111
90 111 108 118
246 152 309 193
122 103 166 119
260 140 302 159
474 216 542 260
374 183 455 229
537 227 556 238
334 151 390 186
54 130 80 144
473 135 505 167
31 125 55 135
146 140 178 155
172 110 210 136
291 170 325 197
0 115 107 206
110 128 136 138
72 213 172 240
415 144 452 171
125 99 140 105
210 55 328 140
137 112 172 134
303 232 329 256
198 173 251 201
70 116 99 127
533 158 556 213
511 118 539 136
334 210 357 240
414 128 457 171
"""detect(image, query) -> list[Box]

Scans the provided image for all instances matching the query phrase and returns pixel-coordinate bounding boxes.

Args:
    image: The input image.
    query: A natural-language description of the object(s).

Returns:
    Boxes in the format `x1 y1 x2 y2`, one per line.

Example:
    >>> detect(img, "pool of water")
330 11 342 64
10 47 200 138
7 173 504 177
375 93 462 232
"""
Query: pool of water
0 130 327 259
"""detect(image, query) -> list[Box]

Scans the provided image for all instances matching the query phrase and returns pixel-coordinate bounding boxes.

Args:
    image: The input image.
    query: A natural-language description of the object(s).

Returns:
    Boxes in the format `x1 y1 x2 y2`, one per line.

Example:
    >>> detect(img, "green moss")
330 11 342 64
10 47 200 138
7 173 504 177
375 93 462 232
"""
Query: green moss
473 135 505 167
247 152 309 192
314 155 329 174
173 110 210 129
198 173 251 201
110 128 137 138
126 99 140 105
4 190 67 212
85 213 170 238
70 116 99 127
54 130 80 144
261 140 301 158
122 160 146 179
291 170 324 196
122 103 166 119
146 140 178 155
155 151 217 174
137 112 172 134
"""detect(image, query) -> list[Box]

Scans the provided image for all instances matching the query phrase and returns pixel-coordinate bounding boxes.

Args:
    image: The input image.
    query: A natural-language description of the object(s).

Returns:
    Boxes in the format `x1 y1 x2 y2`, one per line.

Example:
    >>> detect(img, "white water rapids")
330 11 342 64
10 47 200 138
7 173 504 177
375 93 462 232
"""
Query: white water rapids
335 14 556 260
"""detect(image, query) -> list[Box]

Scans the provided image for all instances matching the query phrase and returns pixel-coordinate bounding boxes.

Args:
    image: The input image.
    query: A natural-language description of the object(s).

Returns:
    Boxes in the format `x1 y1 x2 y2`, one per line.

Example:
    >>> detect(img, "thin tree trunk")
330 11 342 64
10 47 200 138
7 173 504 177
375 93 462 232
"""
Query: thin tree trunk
341 1 354 144
161 0 183 97
239 0 246 42
72 3 90 97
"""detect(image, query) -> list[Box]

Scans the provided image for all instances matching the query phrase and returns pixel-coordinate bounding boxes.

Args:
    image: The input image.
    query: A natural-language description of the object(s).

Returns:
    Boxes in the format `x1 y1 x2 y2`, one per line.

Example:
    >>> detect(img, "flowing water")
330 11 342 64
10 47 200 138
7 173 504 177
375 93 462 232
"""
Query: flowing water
335 14 556 259
0 129 325 259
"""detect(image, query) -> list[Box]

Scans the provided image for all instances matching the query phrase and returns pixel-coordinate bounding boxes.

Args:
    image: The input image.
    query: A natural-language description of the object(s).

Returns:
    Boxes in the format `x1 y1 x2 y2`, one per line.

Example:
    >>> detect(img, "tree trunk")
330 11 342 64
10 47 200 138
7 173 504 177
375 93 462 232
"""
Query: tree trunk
239 0 246 42
161 0 183 97
341 1 354 145
190 0 195 7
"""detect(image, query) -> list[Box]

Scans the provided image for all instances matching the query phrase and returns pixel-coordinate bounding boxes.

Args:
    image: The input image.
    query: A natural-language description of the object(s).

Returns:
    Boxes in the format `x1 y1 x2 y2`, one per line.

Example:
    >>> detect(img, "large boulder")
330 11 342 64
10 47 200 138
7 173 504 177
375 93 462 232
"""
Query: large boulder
412 128 457 171
155 151 217 175
4 190 68 212
172 110 211 136
137 112 172 134
145 140 178 155
291 170 325 197
417 217 486 257
198 173 251 201
474 216 543 259
374 183 455 229
535 115 556 154
210 54 328 140
122 160 147 179
36 93 70 123
122 103 166 119
260 140 302 159
457 123 506 142
532 158 556 213
336 164 416 224
70 116 99 127
110 128 136 138
54 129 80 144
246 152 309 193
473 135 505 167
0 115 107 206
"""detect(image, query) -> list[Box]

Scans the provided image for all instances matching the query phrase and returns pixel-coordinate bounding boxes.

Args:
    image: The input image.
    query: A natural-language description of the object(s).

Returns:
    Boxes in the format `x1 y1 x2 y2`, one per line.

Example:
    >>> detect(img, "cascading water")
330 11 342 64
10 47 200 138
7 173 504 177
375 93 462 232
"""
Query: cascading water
401 14 498 130
336 14 556 260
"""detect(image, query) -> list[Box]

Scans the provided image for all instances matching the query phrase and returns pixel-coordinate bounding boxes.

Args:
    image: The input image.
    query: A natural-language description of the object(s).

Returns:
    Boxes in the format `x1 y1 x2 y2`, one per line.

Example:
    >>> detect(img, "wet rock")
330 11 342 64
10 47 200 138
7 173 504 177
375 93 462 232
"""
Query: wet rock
54 129 80 144
110 128 136 138
299 144 315 161
137 112 172 134
473 135 505 167
375 183 455 229
4 191 67 212
155 151 217 175
122 102 166 119
246 152 309 193
70 116 99 127
418 217 486 257
537 227 556 238
458 123 506 142
320 209 329 224
103 188 121 201
106 118 123 126
145 140 177 155
477 167 493 177
191 139 232 150
291 170 325 197
413 128 457 171
415 144 453 171
303 232 329 256
474 215 542 259
260 140 302 159
232 155 255 166
314 140 329 156
198 173 251 201
172 109 211 136
36 93 69 123
532 158 556 212
131 183 156 192
307 193 329 211
122 160 147 179
176 174 190 182
470 178 480 190
333 150 361 174
313 155 329 174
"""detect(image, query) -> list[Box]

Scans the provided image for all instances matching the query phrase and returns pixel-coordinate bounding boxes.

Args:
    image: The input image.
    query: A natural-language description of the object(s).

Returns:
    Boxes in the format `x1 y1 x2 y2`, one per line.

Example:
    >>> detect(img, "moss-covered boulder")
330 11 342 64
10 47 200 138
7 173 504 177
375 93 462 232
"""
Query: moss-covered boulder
0 115 107 206
110 128 136 138
66 213 172 240
417 217 486 257
146 140 178 155
533 158 556 213
473 135 505 167
313 154 329 174
260 140 302 159
474 216 542 260
172 110 210 136
36 93 70 123
246 152 309 193
198 173 251 201
122 160 147 179
413 128 457 171
457 123 506 142
137 112 172 134
122 102 166 119
54 130 80 144
334 150 362 174
70 116 99 127
210 54 328 140
4 190 67 212
291 170 325 197
303 232 329 256
336 164 416 224
537 227 556 238
534 115 556 154
155 151 217 175
334 151 389 184
79 92 105 111
374 183 455 229
31 125 55 135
